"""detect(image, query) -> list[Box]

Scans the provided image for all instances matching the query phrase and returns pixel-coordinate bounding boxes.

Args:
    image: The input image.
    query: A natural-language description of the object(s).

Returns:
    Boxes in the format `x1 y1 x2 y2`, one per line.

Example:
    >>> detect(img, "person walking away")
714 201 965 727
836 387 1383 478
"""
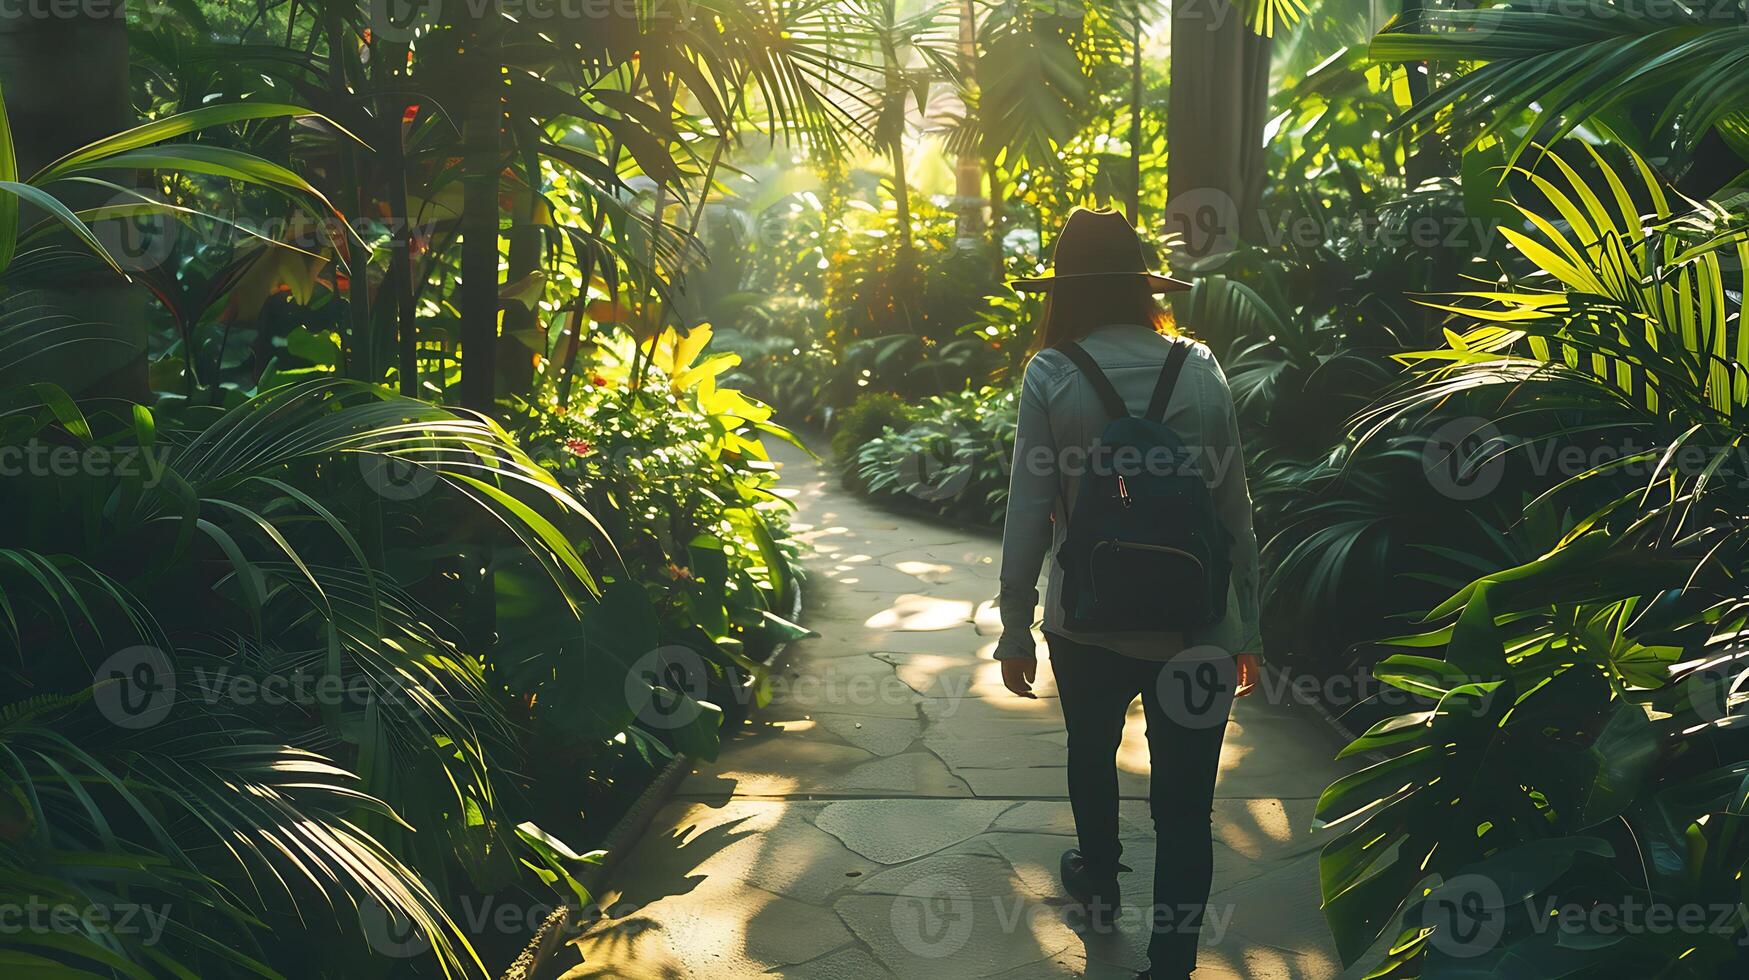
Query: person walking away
993 207 1262 980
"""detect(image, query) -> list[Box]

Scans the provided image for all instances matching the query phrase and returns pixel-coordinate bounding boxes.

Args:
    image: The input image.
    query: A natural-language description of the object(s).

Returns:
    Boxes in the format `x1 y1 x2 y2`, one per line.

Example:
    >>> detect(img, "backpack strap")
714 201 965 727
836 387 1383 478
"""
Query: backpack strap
1144 339 1192 422
1059 342 1129 420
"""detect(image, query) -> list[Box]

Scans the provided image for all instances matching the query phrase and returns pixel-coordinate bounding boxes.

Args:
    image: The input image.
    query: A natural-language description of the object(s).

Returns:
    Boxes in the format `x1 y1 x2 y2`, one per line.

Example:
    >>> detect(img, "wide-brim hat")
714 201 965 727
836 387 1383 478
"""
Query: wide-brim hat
1009 207 1193 294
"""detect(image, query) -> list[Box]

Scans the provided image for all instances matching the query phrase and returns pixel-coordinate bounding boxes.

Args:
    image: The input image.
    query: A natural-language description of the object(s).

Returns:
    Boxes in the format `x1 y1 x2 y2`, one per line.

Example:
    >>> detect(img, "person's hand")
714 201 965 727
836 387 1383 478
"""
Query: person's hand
1002 657 1038 699
1235 653 1260 698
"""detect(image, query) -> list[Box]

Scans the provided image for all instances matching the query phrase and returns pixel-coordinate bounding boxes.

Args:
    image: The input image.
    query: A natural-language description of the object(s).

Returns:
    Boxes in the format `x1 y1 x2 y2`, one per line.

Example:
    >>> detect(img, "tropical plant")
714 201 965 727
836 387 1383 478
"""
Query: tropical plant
0 374 604 977
1372 0 1749 192
853 383 1017 524
1317 149 1749 977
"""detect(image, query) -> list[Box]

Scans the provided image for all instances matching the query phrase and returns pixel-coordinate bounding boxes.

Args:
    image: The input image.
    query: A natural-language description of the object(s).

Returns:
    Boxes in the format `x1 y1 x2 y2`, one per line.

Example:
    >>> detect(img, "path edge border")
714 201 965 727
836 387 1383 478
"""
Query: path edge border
498 583 807 980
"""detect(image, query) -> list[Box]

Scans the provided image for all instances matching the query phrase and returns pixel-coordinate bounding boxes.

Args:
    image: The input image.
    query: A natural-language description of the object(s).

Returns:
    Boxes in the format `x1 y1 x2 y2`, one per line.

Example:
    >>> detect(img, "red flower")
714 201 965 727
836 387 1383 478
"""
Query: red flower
591 374 609 387
565 438 592 457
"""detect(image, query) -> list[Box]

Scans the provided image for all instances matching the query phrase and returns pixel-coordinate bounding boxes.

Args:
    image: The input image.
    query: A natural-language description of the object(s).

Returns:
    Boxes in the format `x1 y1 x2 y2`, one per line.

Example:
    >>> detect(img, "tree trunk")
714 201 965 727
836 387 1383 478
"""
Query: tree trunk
497 141 541 399
1126 3 1144 224
987 152 1004 276
953 0 983 239
1165 7 1271 272
384 108 420 397
890 136 913 261
369 23 420 397
0 0 147 408
457 3 502 414
327 1 372 382
1400 0 1435 186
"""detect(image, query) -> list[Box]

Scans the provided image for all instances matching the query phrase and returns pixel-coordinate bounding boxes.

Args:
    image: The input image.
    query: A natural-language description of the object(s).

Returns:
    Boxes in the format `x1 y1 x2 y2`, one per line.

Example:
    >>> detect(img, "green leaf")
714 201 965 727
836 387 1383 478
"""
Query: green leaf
57 145 339 218
0 181 123 274
0 76 17 273
33 102 362 183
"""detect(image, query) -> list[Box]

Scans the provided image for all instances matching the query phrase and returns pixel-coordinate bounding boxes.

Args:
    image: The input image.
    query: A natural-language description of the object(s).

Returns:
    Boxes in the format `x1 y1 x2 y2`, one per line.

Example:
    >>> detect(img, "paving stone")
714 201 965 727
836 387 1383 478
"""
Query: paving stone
919 692 1065 726
571 872 853 975
823 562 935 594
580 441 1350 979
878 651 1060 699
921 704 1068 741
767 946 894 978
863 593 978 631
819 750 972 797
813 713 921 756
887 558 961 583
835 851 1082 976
923 732 1068 771
814 798 1011 864
585 800 873 909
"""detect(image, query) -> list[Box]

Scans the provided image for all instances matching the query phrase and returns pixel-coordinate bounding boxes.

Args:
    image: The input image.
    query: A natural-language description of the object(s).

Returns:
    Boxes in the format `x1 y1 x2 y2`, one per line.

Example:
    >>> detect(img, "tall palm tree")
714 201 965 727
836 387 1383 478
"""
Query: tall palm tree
844 0 958 264
1167 0 1273 255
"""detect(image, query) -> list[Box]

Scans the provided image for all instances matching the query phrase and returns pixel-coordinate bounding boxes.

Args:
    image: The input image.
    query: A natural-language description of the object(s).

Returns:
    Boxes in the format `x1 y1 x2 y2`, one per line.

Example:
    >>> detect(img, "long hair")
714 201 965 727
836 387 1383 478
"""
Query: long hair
1031 275 1177 352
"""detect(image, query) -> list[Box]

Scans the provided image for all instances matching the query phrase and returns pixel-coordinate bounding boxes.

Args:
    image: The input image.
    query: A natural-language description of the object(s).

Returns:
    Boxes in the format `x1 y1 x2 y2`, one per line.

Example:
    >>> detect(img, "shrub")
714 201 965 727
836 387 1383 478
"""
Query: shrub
831 391 917 461
852 386 1017 526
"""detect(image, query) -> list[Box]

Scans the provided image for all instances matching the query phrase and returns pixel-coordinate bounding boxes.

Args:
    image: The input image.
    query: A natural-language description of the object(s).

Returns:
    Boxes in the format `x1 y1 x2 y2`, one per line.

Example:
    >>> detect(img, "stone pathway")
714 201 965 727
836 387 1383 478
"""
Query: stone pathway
559 442 1359 978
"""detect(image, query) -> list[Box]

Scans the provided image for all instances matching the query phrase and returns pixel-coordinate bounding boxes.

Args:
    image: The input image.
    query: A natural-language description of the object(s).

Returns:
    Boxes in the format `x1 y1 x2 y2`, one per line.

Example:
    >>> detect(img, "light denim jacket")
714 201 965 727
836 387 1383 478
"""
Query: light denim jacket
993 324 1262 662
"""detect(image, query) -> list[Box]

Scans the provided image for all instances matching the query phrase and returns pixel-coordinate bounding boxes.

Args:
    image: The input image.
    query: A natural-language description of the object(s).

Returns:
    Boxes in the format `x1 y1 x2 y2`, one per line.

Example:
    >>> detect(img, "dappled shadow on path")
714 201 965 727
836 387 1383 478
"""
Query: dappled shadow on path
557 443 1364 978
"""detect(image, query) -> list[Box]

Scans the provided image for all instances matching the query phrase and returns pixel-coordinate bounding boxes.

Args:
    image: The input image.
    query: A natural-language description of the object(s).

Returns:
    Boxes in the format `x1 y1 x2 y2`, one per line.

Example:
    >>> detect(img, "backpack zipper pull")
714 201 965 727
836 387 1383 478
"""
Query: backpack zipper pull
1117 475 1131 508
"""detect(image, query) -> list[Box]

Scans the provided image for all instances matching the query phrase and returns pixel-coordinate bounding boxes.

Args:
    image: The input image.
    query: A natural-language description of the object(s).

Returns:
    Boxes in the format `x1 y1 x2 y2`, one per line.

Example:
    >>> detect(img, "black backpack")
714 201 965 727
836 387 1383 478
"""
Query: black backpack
1056 340 1230 633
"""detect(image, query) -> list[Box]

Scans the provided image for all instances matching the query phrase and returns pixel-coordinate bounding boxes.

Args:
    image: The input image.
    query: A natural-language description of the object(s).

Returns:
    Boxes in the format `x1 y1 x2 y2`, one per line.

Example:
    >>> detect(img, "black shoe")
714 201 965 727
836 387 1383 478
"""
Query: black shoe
1059 849 1123 929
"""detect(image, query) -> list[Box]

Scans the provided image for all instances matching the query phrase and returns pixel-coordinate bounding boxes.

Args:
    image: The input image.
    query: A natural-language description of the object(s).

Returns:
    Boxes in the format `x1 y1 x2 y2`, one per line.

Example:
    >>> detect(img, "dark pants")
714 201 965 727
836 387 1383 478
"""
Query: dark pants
1047 632 1234 977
